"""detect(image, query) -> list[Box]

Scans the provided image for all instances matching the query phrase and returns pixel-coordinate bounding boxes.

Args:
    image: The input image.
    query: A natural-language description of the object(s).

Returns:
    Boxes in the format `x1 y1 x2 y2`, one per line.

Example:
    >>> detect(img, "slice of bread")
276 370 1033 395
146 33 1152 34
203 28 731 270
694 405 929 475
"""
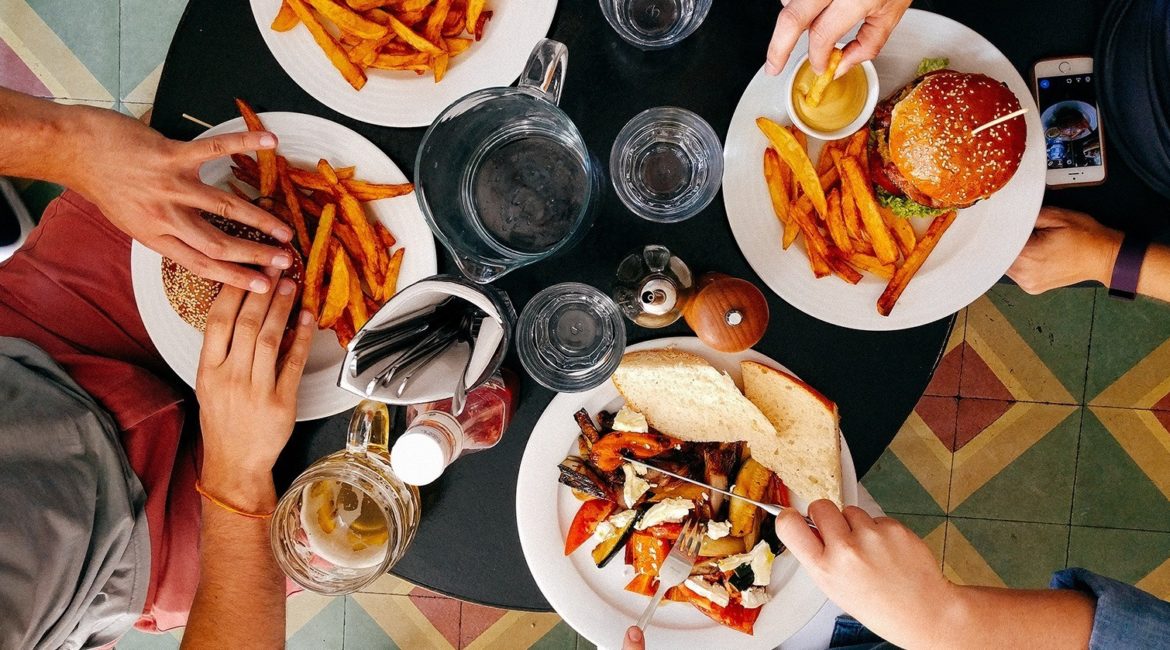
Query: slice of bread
741 361 842 507
610 349 777 446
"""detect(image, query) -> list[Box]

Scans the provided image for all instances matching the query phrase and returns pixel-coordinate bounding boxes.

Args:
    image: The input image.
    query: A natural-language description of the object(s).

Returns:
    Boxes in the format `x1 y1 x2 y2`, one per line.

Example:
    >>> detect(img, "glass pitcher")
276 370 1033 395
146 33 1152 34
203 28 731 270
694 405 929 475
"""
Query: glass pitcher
415 39 601 283
271 401 420 595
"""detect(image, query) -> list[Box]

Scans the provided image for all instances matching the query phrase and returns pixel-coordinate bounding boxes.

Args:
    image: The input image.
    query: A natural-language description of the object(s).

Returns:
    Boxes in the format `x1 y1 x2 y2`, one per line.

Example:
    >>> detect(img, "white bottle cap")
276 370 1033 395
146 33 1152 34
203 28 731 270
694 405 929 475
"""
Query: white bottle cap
391 426 454 486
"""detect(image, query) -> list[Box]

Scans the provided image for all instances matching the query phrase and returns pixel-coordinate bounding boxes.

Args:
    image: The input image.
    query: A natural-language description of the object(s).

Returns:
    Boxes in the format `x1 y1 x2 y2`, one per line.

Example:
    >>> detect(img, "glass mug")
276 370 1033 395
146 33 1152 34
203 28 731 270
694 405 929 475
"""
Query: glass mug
415 38 601 283
271 401 420 595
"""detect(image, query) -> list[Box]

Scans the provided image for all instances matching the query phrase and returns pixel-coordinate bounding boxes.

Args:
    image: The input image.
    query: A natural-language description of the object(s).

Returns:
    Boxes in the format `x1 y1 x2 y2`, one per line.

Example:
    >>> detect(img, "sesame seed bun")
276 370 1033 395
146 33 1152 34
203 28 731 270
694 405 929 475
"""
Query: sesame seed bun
162 211 304 331
887 71 1026 209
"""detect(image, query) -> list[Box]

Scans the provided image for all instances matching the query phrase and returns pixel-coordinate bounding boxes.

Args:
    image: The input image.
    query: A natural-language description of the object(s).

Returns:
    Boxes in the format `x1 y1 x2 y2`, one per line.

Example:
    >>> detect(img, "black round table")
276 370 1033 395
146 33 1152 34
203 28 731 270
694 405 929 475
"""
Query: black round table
151 0 1164 611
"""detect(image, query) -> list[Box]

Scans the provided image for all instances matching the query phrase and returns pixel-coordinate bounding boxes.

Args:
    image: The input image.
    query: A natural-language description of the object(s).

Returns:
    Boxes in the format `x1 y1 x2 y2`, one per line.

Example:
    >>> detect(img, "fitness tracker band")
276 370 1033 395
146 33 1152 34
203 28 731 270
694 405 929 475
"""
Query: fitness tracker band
1108 234 1151 300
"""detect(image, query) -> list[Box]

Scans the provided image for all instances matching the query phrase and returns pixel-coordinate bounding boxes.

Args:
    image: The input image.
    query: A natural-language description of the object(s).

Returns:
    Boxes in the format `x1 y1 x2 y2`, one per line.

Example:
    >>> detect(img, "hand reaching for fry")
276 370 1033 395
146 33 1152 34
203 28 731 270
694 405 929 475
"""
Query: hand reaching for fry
765 0 912 76
1007 206 1122 294
62 105 295 293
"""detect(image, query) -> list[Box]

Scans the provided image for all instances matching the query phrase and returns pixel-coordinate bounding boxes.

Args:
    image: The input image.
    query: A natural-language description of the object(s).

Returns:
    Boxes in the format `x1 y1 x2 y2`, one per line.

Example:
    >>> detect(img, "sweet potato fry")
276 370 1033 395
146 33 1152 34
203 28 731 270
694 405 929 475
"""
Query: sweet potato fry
342 251 370 331
882 206 917 258
318 159 385 275
835 151 898 264
877 211 956 315
307 0 388 38
382 247 404 299
349 33 397 66
473 10 491 40
303 203 337 318
287 0 368 90
277 157 312 253
343 179 415 201
825 188 854 255
272 1 299 30
763 148 799 250
370 53 431 70
320 246 351 328
334 223 382 299
803 48 843 108
333 312 356 348
848 253 896 279
383 12 445 54
757 117 827 216
375 221 397 250
234 99 276 197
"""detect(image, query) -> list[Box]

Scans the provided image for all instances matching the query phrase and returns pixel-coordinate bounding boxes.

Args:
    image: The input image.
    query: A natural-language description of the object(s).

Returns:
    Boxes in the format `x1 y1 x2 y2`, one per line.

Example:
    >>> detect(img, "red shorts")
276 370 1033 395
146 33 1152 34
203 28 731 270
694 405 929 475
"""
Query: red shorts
0 191 199 633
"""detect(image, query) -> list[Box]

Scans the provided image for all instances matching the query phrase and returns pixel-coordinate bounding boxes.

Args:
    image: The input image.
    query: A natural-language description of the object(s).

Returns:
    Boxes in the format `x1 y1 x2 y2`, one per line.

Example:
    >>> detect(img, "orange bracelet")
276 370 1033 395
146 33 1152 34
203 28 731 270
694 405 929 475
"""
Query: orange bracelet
195 480 275 519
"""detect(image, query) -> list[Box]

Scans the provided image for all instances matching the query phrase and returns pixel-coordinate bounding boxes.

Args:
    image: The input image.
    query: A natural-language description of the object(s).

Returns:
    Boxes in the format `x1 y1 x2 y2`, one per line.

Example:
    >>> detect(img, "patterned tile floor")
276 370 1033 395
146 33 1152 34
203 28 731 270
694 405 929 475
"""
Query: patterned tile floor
4 2 1169 648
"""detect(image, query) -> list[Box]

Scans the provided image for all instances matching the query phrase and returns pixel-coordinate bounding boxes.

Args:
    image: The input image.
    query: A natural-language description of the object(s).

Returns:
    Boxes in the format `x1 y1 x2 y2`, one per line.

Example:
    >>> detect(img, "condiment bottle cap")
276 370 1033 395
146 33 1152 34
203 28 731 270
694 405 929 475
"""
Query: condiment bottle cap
390 426 453 486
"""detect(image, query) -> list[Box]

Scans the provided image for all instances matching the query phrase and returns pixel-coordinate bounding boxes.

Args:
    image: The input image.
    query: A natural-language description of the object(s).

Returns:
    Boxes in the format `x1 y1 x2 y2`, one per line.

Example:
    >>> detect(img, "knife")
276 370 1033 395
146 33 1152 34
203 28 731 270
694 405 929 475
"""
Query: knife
623 456 817 528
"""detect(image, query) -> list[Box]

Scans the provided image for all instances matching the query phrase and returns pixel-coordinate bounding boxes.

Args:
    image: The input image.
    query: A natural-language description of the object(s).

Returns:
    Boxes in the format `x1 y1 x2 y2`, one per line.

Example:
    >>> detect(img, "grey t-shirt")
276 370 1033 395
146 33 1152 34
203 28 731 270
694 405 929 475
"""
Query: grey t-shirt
0 338 150 649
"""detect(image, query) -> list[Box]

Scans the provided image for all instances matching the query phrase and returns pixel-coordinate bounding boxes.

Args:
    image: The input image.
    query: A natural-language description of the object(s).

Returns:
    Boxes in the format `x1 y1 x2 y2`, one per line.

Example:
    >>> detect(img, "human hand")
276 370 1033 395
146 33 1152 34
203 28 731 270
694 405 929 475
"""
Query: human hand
1007 206 1122 294
196 272 314 507
621 626 645 650
65 106 294 293
775 501 954 648
765 0 912 76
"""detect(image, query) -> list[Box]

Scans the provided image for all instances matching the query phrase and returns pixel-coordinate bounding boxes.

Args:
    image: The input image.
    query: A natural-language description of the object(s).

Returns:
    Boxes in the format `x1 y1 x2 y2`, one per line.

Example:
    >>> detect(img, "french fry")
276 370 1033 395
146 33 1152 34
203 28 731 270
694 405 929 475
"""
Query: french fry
445 36 473 55
803 48 843 108
382 247 405 301
286 0 368 90
383 12 445 54
757 117 827 216
319 245 351 328
389 0 435 10
342 251 370 331
375 221 397 250
349 33 397 66
825 188 854 255
303 203 337 318
473 10 491 40
433 53 450 82
334 223 383 299
789 202 833 278
277 157 312 253
307 0 388 38
882 206 917 259
826 249 863 285
318 159 385 276
272 1 299 30
333 312 356 348
423 0 451 42
370 52 430 69
840 179 865 243
845 129 868 158
848 253 896 280
835 151 898 264
878 211 957 316
442 8 466 37
466 0 485 33
816 141 837 175
234 99 276 197
763 148 800 250
346 0 393 9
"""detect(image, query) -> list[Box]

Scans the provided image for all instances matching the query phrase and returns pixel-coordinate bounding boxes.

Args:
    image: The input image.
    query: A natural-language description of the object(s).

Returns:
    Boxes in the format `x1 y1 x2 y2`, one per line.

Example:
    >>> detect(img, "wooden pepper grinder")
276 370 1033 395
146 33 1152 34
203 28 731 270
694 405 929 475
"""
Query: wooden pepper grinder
682 273 769 353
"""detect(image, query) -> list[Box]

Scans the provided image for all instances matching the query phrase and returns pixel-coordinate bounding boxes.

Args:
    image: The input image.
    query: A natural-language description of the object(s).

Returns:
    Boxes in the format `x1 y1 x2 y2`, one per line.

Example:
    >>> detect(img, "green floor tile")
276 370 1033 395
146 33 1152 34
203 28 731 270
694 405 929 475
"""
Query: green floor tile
862 449 947 517
289 596 345 650
119 0 188 102
115 629 180 650
1086 288 1170 403
26 0 119 99
1067 526 1170 585
985 284 1095 401
531 621 579 650
15 179 64 221
344 596 399 650
576 633 598 650
949 407 1080 524
896 513 947 539
1073 410 1170 532
948 518 1069 589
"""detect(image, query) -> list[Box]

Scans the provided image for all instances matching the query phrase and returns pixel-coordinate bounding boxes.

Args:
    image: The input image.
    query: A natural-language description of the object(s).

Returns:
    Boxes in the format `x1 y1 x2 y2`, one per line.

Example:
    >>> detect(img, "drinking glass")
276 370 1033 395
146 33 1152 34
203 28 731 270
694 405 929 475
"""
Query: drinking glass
271 401 420 595
516 283 626 392
599 0 713 50
415 39 601 283
610 107 724 223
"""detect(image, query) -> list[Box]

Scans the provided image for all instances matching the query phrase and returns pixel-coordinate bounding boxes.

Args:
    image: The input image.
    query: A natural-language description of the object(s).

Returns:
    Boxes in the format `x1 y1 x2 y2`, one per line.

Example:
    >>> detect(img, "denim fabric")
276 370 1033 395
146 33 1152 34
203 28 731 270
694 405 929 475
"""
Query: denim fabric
1051 568 1170 650
829 615 898 649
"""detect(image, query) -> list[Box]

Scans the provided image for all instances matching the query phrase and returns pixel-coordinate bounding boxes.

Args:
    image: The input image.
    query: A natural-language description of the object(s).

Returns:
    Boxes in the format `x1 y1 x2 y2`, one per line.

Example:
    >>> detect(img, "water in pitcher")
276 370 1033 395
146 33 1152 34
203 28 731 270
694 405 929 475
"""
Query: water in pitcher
467 133 588 255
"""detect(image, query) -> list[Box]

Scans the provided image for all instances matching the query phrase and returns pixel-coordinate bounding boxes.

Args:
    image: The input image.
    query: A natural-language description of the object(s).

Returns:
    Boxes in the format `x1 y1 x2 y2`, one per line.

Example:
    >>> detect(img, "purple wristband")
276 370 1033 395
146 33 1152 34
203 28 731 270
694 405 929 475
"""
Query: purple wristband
1108 234 1150 300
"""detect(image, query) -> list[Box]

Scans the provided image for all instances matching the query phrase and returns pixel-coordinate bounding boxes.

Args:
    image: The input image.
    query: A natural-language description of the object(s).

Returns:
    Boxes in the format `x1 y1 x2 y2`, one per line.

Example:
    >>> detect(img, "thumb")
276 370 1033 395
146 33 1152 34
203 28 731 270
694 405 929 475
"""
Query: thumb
622 625 645 650
775 509 824 565
186 130 278 163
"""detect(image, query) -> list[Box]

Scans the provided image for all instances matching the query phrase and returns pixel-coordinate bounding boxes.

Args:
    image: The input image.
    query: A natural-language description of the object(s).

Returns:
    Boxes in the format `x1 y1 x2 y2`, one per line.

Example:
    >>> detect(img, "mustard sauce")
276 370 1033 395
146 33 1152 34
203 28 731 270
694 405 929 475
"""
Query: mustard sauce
792 62 868 132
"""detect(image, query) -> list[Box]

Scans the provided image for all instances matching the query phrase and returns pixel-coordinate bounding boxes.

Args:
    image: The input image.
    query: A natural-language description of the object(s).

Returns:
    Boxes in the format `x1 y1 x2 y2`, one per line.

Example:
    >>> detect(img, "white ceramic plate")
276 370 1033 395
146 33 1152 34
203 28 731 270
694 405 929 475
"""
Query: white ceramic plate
516 337 859 650
130 112 437 421
249 0 558 127
723 9 1046 331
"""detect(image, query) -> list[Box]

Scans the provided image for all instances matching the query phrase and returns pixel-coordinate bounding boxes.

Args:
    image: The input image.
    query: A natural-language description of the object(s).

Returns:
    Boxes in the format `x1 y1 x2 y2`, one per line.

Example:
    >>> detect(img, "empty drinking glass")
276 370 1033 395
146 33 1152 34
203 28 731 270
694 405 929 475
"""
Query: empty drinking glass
599 0 713 50
610 107 724 223
516 283 626 392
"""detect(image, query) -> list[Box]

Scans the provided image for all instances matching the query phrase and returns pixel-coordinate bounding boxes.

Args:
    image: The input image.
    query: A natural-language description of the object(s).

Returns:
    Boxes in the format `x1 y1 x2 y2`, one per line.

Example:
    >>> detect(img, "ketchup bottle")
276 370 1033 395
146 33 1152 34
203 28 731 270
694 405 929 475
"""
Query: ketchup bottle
391 370 518 486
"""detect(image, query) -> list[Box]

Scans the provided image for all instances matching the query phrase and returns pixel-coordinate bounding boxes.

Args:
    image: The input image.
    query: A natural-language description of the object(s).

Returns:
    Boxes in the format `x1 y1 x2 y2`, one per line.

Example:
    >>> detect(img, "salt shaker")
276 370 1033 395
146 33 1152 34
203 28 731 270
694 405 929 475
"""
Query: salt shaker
612 244 695 328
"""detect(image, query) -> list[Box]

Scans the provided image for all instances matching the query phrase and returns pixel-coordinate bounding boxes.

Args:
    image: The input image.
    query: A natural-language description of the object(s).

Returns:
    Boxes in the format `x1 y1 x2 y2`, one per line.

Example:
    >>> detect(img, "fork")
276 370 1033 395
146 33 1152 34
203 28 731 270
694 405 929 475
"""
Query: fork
635 518 702 630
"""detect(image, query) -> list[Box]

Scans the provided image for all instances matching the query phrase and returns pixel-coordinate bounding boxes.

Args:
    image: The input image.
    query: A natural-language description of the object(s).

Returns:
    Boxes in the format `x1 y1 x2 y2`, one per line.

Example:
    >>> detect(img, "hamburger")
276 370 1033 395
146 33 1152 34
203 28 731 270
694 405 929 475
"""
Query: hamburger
162 211 304 331
869 68 1027 218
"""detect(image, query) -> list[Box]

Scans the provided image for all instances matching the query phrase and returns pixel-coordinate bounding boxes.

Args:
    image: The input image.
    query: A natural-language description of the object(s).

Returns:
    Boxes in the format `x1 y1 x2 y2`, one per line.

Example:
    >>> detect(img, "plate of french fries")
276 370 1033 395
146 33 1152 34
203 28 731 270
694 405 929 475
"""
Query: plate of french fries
723 10 1046 331
250 0 558 127
131 107 437 421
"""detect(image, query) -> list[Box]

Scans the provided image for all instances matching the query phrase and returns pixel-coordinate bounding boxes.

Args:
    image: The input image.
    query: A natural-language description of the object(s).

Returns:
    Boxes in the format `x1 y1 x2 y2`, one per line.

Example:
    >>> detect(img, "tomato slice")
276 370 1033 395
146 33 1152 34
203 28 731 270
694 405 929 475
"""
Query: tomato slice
564 499 617 555
588 432 679 472
624 573 659 597
675 584 762 635
629 531 672 577
644 522 683 540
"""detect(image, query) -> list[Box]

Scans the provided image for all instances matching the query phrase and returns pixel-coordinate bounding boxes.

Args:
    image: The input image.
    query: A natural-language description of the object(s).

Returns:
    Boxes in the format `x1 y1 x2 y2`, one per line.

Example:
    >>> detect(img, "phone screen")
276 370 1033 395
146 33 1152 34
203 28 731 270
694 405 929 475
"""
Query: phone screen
1036 73 1102 170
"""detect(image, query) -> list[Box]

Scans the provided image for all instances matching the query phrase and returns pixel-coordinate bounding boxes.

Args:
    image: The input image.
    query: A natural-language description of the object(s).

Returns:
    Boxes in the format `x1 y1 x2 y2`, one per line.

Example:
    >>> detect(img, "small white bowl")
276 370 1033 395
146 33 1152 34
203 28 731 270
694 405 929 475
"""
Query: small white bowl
783 45 880 141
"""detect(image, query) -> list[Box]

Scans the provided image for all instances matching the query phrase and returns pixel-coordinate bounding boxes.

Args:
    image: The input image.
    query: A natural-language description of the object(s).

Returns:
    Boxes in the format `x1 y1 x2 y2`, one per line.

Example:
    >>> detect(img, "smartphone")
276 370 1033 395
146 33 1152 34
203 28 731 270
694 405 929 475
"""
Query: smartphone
1032 57 1107 188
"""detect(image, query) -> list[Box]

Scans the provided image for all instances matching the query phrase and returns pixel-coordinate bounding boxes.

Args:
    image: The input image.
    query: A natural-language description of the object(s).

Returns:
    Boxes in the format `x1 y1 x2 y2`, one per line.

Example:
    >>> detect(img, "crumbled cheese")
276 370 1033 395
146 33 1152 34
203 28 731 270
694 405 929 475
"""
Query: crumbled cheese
608 509 637 529
739 586 771 609
716 541 776 586
684 576 730 608
622 464 652 508
594 520 616 541
635 498 694 530
594 509 636 543
706 521 732 540
612 406 649 433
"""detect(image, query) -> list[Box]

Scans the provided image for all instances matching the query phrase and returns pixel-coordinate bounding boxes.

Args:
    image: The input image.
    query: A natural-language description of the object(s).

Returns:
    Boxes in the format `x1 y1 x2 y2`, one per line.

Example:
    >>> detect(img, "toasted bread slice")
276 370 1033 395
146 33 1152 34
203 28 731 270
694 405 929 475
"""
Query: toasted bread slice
610 349 777 446
741 361 842 507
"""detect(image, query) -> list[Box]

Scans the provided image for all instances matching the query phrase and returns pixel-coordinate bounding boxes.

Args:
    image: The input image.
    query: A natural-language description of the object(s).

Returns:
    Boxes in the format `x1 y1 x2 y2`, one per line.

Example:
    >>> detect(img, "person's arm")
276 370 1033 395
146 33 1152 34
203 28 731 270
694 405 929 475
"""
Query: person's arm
0 86 293 292
775 502 1094 649
181 275 314 649
764 0 912 76
1008 206 1170 302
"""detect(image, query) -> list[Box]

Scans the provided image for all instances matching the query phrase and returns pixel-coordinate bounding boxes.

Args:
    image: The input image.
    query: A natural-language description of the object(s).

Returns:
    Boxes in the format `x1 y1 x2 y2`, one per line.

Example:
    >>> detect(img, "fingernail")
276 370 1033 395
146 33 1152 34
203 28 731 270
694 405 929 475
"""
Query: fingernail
273 226 293 242
627 627 643 642
273 253 292 269
259 133 276 148
250 277 270 293
300 310 315 326
278 279 295 296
